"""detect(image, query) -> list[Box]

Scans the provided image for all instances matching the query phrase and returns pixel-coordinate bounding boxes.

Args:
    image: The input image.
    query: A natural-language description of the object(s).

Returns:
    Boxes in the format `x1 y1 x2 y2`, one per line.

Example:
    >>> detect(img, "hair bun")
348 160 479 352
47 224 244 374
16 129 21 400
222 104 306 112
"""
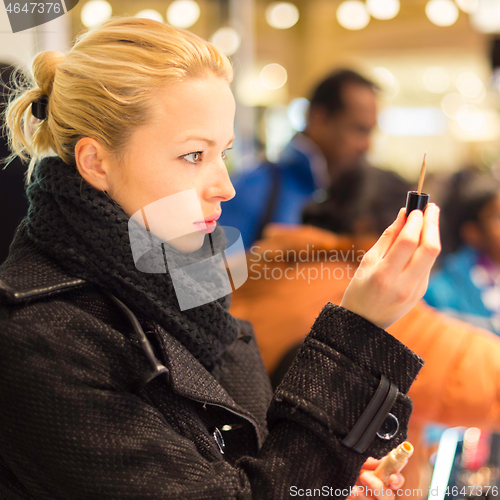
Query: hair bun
32 51 65 95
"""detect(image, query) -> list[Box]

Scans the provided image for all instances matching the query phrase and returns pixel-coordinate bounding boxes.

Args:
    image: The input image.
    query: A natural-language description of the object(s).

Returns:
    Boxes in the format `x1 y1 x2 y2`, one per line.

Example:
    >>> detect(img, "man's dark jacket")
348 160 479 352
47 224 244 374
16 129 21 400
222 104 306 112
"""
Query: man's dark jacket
0 228 423 499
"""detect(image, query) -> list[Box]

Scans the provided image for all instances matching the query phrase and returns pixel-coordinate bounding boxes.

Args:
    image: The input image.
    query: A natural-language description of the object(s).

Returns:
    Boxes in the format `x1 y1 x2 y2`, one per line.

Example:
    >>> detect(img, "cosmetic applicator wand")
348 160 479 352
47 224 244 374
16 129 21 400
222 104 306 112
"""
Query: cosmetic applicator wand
406 153 430 216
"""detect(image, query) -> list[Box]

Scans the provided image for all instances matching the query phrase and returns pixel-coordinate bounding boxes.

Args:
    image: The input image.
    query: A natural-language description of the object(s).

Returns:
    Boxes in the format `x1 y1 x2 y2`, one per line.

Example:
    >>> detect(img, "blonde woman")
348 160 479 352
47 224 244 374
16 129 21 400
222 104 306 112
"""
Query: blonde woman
0 17 439 499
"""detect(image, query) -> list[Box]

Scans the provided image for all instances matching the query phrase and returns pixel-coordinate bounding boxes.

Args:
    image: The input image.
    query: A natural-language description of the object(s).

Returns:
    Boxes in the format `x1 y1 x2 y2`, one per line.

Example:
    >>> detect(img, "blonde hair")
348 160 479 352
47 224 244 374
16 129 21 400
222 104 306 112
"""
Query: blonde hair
2 17 233 182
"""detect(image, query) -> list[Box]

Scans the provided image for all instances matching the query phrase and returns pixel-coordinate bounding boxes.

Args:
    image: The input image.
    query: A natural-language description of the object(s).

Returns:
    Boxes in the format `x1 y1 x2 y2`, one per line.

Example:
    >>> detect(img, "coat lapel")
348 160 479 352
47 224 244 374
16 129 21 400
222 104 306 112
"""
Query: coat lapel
157 329 265 448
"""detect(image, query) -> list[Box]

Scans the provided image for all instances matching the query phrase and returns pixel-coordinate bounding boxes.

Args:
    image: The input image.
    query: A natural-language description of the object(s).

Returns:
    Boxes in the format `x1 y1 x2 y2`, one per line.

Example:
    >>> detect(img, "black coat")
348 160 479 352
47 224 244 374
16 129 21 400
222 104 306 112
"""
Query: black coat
0 227 423 499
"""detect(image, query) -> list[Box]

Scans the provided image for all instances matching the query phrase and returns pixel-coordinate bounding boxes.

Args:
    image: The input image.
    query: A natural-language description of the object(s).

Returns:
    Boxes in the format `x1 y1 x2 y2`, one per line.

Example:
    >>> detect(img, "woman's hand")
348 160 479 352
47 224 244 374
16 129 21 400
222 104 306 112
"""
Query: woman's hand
341 204 441 330
349 458 404 500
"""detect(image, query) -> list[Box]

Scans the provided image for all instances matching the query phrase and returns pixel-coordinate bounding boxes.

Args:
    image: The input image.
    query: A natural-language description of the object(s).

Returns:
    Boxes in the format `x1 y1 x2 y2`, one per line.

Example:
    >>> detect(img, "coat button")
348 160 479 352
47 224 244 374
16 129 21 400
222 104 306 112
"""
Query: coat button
377 413 399 440
213 427 225 455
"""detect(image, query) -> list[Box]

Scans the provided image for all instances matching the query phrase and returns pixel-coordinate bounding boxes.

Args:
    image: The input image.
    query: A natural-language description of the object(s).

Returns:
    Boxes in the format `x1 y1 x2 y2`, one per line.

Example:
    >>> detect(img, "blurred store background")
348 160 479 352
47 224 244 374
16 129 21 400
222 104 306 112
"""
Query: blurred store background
3 0 500 182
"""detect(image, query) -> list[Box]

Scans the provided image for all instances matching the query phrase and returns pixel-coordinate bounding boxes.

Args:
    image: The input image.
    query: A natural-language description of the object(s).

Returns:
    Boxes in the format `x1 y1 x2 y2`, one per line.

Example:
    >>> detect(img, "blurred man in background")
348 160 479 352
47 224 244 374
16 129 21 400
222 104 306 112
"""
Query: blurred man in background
219 69 378 248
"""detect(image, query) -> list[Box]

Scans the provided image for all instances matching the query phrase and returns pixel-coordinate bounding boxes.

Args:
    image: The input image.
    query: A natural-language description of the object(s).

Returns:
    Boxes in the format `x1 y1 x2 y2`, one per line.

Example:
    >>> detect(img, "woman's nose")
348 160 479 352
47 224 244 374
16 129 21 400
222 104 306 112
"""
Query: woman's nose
205 158 236 202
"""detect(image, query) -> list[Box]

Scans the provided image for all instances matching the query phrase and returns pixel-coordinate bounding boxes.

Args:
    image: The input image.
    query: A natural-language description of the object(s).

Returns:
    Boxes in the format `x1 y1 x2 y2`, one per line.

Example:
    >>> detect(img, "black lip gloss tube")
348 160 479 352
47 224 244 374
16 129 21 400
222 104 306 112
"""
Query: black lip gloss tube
406 191 429 217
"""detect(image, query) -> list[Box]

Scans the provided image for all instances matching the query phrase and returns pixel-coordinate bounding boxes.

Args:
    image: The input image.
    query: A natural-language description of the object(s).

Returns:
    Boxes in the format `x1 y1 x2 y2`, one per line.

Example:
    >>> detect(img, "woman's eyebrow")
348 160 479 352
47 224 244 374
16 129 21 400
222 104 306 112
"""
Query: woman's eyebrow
177 135 235 147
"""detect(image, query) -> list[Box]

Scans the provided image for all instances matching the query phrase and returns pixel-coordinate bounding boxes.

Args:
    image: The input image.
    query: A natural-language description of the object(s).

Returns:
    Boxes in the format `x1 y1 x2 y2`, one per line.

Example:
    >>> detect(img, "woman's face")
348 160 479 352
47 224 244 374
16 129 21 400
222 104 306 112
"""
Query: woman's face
107 74 236 252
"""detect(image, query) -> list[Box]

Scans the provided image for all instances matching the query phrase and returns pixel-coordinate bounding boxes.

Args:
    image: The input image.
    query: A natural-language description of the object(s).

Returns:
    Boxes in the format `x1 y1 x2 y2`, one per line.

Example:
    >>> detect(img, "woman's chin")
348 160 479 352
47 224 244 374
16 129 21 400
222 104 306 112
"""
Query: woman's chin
167 231 207 254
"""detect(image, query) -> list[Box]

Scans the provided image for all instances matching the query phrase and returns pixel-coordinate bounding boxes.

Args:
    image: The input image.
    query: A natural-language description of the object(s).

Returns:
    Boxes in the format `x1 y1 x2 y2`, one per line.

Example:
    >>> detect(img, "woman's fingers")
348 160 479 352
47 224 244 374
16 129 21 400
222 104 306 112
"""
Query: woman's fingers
388 473 405 490
349 460 405 500
403 204 441 281
361 208 406 266
378 209 424 274
340 202 440 330
360 457 382 470
357 471 394 499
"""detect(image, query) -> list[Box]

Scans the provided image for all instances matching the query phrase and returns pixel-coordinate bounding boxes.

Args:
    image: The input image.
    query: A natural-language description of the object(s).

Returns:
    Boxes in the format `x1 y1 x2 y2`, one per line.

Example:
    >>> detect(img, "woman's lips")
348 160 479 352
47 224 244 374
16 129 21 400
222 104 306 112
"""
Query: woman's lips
193 221 216 233
193 213 220 233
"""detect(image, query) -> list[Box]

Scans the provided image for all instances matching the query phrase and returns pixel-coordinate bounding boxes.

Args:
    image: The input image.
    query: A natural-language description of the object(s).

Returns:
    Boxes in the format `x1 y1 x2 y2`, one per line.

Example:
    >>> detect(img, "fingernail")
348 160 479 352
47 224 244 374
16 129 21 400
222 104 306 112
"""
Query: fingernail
427 203 440 219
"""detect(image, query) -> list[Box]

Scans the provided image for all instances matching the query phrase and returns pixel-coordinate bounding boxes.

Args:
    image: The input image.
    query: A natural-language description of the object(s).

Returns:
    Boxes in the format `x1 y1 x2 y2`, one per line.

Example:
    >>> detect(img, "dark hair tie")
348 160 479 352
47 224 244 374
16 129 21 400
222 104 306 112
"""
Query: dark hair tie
32 95 48 120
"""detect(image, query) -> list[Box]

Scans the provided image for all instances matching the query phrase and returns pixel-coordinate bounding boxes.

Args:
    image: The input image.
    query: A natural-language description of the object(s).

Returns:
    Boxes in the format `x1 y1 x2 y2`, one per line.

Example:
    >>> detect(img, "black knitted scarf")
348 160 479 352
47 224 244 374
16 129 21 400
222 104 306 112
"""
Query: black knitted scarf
26 156 241 370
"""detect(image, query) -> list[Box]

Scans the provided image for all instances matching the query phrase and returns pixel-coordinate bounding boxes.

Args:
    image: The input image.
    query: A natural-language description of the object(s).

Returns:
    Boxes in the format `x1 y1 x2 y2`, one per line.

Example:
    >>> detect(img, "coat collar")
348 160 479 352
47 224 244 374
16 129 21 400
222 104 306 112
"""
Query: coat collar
0 222 86 303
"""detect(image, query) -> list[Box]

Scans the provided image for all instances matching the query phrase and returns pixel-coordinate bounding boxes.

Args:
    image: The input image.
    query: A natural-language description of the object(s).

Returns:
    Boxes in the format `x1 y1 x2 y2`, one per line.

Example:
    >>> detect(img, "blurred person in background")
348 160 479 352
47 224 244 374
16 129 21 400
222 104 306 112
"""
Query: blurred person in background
219 69 378 248
0 63 29 263
424 169 500 334
230 166 500 496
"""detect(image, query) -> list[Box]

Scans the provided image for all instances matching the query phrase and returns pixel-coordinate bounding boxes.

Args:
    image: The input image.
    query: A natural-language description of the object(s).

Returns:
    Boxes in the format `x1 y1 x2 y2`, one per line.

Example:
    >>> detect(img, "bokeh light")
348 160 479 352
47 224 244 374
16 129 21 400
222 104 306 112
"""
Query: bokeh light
370 67 399 99
455 0 479 14
211 27 241 56
378 106 448 136
264 105 294 162
464 427 481 445
81 0 112 28
236 70 286 107
135 9 163 22
456 71 484 98
470 1 500 33
425 0 459 27
287 98 309 131
448 99 499 141
441 92 467 118
366 0 400 20
167 0 200 29
468 86 486 104
260 63 288 90
456 104 484 132
336 1 370 30
265 2 300 29
422 66 450 93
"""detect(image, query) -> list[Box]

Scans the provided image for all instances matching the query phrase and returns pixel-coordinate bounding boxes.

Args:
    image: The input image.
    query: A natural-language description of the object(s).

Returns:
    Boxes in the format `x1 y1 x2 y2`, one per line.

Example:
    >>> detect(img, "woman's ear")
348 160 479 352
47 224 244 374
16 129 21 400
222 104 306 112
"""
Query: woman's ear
460 220 483 249
74 137 113 192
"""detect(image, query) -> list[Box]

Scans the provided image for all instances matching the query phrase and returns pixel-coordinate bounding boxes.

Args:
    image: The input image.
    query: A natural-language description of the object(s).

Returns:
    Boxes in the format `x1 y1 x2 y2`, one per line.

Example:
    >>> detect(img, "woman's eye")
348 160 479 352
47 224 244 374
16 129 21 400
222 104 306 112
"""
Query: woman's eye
182 152 202 164
222 147 232 161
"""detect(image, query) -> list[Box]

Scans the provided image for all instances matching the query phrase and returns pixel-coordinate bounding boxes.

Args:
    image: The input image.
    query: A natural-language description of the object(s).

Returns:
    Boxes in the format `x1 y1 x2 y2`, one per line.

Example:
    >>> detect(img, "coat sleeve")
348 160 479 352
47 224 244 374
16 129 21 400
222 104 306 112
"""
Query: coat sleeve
388 300 500 429
0 302 422 500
